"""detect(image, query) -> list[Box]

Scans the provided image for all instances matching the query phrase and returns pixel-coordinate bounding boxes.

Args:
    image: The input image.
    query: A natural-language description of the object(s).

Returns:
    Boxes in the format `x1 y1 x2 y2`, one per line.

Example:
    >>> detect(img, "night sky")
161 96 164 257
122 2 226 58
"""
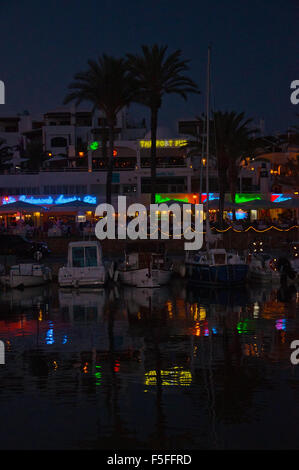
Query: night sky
0 0 298 134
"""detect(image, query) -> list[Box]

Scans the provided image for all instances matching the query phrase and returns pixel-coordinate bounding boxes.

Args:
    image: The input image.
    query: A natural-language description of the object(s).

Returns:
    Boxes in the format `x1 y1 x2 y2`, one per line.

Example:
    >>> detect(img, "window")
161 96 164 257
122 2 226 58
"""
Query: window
72 246 98 267
72 247 85 267
85 246 97 267
51 137 67 147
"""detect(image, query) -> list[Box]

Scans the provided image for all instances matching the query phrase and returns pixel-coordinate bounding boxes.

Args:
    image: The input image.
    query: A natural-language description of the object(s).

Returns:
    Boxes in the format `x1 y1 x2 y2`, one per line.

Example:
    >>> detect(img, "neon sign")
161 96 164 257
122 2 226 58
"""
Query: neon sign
271 194 292 203
155 193 199 204
140 139 187 148
89 141 99 151
55 195 78 204
2 196 16 204
201 193 219 203
83 195 96 204
235 194 262 204
1 195 97 206
19 196 54 205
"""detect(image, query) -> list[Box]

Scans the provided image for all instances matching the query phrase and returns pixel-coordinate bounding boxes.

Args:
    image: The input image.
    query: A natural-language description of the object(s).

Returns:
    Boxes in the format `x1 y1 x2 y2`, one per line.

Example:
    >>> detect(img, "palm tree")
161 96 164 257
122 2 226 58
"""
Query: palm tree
0 138 12 170
126 45 199 203
23 141 44 171
288 113 299 145
185 113 257 221
64 55 134 203
213 111 257 224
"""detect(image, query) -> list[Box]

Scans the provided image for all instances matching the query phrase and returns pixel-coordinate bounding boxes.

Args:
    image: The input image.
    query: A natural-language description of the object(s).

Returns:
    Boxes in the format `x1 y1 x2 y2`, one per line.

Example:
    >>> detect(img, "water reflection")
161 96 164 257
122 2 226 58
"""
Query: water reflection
0 281 298 449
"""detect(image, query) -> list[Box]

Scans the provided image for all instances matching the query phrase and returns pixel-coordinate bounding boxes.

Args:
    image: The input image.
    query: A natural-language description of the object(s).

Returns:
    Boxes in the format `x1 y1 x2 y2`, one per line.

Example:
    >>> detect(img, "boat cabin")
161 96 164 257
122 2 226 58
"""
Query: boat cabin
67 241 103 268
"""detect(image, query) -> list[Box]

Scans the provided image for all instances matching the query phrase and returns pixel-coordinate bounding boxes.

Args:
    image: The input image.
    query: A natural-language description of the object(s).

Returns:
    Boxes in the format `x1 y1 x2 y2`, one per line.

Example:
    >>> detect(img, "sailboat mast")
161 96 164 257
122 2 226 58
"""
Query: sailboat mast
205 46 211 251
206 45 211 211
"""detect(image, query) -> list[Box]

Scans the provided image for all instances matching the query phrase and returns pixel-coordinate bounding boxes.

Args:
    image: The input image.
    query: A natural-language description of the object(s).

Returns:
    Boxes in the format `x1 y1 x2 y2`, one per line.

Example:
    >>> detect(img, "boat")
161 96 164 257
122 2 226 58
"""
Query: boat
116 242 173 287
58 241 109 287
247 253 280 284
289 242 299 282
185 47 248 287
0 263 52 288
185 247 248 286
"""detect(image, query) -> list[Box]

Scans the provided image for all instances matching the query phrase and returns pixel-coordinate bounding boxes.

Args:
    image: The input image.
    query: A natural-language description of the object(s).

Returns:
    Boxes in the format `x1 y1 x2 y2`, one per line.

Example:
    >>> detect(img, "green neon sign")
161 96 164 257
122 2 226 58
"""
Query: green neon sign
95 365 102 385
89 141 99 151
155 195 189 204
235 193 262 204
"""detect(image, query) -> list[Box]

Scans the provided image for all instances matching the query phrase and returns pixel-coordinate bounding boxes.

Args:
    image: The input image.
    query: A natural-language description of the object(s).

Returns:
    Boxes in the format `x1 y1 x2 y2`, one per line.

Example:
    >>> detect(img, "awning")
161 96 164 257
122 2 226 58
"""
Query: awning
203 199 240 210
0 201 47 213
48 200 97 212
238 199 277 210
274 198 299 209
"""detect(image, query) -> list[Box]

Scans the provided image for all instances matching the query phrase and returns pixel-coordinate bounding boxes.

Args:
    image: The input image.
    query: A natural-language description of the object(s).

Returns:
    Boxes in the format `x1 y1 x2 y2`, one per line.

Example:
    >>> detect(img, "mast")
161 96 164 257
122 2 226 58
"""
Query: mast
205 46 211 250
206 46 211 210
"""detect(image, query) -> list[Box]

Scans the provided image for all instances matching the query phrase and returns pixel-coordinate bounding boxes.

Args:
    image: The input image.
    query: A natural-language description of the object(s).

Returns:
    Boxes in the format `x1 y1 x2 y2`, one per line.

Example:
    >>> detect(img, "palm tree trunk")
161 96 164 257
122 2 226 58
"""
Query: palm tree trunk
106 123 114 204
229 164 237 221
218 178 225 227
218 166 226 228
150 107 158 205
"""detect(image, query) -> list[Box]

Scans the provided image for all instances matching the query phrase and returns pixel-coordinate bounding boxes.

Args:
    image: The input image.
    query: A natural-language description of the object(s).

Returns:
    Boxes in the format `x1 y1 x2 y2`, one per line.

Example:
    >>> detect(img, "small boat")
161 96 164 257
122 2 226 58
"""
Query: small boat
185 248 248 286
0 263 52 288
116 243 173 287
184 48 248 288
289 242 299 282
58 241 109 288
248 253 280 284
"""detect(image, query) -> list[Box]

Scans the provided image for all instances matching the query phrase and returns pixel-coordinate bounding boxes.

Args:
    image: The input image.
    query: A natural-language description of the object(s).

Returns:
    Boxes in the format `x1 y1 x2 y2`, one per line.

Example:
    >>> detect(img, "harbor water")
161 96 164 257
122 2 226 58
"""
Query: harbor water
0 280 298 449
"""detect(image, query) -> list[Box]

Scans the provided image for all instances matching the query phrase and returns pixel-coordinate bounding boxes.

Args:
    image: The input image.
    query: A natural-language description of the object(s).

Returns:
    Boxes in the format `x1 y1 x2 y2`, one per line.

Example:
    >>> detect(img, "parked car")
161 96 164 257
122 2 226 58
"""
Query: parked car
0 235 51 259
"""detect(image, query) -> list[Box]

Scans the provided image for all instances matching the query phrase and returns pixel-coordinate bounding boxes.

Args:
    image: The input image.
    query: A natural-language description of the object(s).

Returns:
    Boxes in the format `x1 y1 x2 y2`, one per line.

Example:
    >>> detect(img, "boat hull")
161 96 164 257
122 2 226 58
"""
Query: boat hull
248 270 280 284
58 266 107 287
187 263 248 286
1 274 48 289
0 264 52 289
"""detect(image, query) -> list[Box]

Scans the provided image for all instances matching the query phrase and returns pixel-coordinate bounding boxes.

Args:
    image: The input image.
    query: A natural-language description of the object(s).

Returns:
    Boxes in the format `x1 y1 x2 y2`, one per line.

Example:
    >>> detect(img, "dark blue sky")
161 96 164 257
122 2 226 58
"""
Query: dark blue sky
0 0 298 134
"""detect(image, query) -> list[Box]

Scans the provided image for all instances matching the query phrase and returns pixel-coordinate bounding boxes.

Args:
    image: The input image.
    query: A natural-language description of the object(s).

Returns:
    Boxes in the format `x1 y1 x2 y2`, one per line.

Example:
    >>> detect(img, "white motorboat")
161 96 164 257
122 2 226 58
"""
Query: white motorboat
0 263 52 288
247 253 280 284
116 245 173 288
58 241 109 288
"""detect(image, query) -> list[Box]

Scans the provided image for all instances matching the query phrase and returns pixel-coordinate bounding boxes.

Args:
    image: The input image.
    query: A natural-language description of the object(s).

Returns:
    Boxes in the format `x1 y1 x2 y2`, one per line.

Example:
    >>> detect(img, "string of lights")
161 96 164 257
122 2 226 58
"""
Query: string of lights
213 225 299 233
